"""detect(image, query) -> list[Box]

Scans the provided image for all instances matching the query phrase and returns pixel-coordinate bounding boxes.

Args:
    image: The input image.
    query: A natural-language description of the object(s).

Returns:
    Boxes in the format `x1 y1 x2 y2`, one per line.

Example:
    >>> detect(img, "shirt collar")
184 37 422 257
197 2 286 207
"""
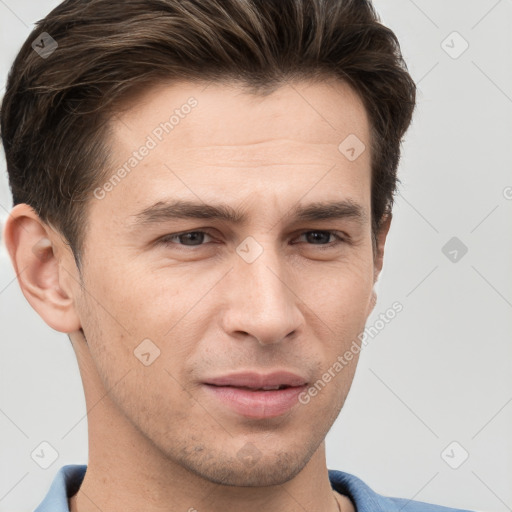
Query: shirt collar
34 464 87 512
33 464 405 512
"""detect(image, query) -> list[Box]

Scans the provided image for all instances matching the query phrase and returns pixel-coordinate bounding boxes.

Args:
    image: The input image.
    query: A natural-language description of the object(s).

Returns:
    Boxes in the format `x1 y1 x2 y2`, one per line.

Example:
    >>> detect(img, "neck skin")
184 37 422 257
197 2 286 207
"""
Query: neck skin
67 331 355 512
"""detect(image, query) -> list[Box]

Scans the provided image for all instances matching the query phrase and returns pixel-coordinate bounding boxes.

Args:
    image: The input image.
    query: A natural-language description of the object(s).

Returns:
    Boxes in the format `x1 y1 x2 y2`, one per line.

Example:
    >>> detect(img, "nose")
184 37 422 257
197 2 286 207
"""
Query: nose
220 242 304 345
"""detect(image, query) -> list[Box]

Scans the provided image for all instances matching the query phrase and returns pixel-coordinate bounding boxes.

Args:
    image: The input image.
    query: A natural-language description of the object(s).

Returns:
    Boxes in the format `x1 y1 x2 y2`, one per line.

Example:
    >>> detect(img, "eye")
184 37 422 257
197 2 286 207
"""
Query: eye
157 229 346 250
295 230 345 247
159 231 214 247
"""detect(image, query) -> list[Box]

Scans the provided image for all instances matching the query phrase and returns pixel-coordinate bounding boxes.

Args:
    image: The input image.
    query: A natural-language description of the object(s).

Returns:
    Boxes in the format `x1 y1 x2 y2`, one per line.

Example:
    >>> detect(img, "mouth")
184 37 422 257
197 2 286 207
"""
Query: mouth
203 370 308 389
202 371 309 419
207 384 293 391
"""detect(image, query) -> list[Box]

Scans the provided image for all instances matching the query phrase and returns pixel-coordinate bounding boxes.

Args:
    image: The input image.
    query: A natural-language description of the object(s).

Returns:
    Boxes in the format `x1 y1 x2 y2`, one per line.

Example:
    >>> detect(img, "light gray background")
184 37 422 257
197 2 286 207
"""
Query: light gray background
1 1 511 511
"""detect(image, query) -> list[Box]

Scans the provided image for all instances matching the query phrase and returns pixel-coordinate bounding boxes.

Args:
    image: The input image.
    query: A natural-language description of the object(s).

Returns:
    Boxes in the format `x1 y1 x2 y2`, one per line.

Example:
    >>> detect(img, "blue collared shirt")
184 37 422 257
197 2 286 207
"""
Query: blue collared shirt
34 464 475 512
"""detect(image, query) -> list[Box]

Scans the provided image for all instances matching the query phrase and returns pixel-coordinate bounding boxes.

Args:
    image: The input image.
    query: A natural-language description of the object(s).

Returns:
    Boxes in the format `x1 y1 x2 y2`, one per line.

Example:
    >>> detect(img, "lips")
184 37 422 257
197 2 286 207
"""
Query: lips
202 371 309 418
203 371 308 390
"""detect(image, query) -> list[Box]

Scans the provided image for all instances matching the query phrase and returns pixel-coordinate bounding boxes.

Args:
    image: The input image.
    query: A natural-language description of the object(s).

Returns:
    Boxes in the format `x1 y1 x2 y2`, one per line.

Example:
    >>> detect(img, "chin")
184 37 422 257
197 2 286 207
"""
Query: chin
181 449 309 487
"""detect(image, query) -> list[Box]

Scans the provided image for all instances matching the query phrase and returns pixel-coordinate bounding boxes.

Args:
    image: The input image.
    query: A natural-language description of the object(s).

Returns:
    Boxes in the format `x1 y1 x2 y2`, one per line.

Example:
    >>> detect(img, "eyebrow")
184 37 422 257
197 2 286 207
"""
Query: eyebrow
129 198 368 229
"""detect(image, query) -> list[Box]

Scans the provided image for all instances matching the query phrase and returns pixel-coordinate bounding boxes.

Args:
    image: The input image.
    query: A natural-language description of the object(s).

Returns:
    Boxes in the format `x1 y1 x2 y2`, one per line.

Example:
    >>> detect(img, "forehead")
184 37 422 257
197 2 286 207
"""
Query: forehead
93 78 372 231
112 77 370 150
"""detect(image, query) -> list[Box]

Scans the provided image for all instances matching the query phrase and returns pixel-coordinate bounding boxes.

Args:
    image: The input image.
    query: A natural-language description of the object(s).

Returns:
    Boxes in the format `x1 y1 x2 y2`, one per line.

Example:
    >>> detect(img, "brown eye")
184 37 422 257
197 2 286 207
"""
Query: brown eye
296 230 344 246
159 231 214 247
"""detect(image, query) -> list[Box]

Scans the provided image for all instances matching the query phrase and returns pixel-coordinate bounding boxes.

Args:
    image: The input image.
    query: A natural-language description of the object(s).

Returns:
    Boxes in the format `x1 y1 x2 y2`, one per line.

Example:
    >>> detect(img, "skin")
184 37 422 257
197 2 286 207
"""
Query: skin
4 78 391 512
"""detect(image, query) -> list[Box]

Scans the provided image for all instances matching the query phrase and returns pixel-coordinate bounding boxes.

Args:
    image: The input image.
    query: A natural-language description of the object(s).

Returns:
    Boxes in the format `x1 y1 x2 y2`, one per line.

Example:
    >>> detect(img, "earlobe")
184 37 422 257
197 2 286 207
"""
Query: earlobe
368 213 392 316
373 213 392 282
3 204 82 333
367 288 377 317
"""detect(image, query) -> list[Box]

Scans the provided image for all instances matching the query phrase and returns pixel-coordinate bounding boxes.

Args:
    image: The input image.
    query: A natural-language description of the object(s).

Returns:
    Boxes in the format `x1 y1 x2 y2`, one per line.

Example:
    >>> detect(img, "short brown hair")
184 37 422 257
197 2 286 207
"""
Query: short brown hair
1 0 416 271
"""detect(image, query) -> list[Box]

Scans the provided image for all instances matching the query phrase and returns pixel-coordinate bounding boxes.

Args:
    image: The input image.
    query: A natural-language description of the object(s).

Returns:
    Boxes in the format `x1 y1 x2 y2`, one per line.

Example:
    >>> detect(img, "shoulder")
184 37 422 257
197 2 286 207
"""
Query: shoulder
328 469 476 512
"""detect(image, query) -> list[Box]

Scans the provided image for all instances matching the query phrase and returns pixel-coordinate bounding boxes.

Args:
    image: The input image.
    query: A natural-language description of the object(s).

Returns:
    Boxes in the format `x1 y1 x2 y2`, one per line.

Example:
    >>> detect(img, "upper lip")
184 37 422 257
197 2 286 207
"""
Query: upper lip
203 371 308 389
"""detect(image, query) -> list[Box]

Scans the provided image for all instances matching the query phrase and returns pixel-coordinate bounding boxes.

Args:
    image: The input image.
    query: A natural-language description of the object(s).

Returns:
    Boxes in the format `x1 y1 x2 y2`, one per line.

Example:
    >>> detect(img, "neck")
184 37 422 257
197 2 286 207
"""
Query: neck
68 334 354 512
68 416 348 512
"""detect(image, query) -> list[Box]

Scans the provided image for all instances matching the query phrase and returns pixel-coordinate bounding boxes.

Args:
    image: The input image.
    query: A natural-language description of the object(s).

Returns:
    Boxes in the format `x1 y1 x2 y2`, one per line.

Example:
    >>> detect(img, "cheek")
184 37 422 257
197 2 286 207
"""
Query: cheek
77 266 152 379
79 264 208 398
101 257 212 332
301 256 375 319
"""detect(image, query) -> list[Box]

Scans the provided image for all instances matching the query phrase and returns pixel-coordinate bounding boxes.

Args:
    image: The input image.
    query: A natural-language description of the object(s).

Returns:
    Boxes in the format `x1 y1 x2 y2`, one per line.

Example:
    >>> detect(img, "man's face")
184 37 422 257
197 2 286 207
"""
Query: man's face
74 79 380 486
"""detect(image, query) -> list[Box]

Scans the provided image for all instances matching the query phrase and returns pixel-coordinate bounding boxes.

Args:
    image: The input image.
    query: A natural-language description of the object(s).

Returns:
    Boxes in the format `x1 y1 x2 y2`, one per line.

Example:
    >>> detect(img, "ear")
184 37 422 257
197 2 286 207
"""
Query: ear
367 213 392 316
2 203 82 333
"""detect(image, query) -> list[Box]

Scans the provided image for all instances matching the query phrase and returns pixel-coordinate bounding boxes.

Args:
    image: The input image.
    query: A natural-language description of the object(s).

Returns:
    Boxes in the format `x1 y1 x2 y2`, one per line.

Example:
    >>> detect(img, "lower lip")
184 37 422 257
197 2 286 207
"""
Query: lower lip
203 384 308 419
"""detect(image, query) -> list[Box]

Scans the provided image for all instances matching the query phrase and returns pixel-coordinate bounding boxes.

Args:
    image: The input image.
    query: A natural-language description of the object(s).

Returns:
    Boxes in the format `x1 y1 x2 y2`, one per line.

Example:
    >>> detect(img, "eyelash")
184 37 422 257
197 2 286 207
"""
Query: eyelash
158 230 347 250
